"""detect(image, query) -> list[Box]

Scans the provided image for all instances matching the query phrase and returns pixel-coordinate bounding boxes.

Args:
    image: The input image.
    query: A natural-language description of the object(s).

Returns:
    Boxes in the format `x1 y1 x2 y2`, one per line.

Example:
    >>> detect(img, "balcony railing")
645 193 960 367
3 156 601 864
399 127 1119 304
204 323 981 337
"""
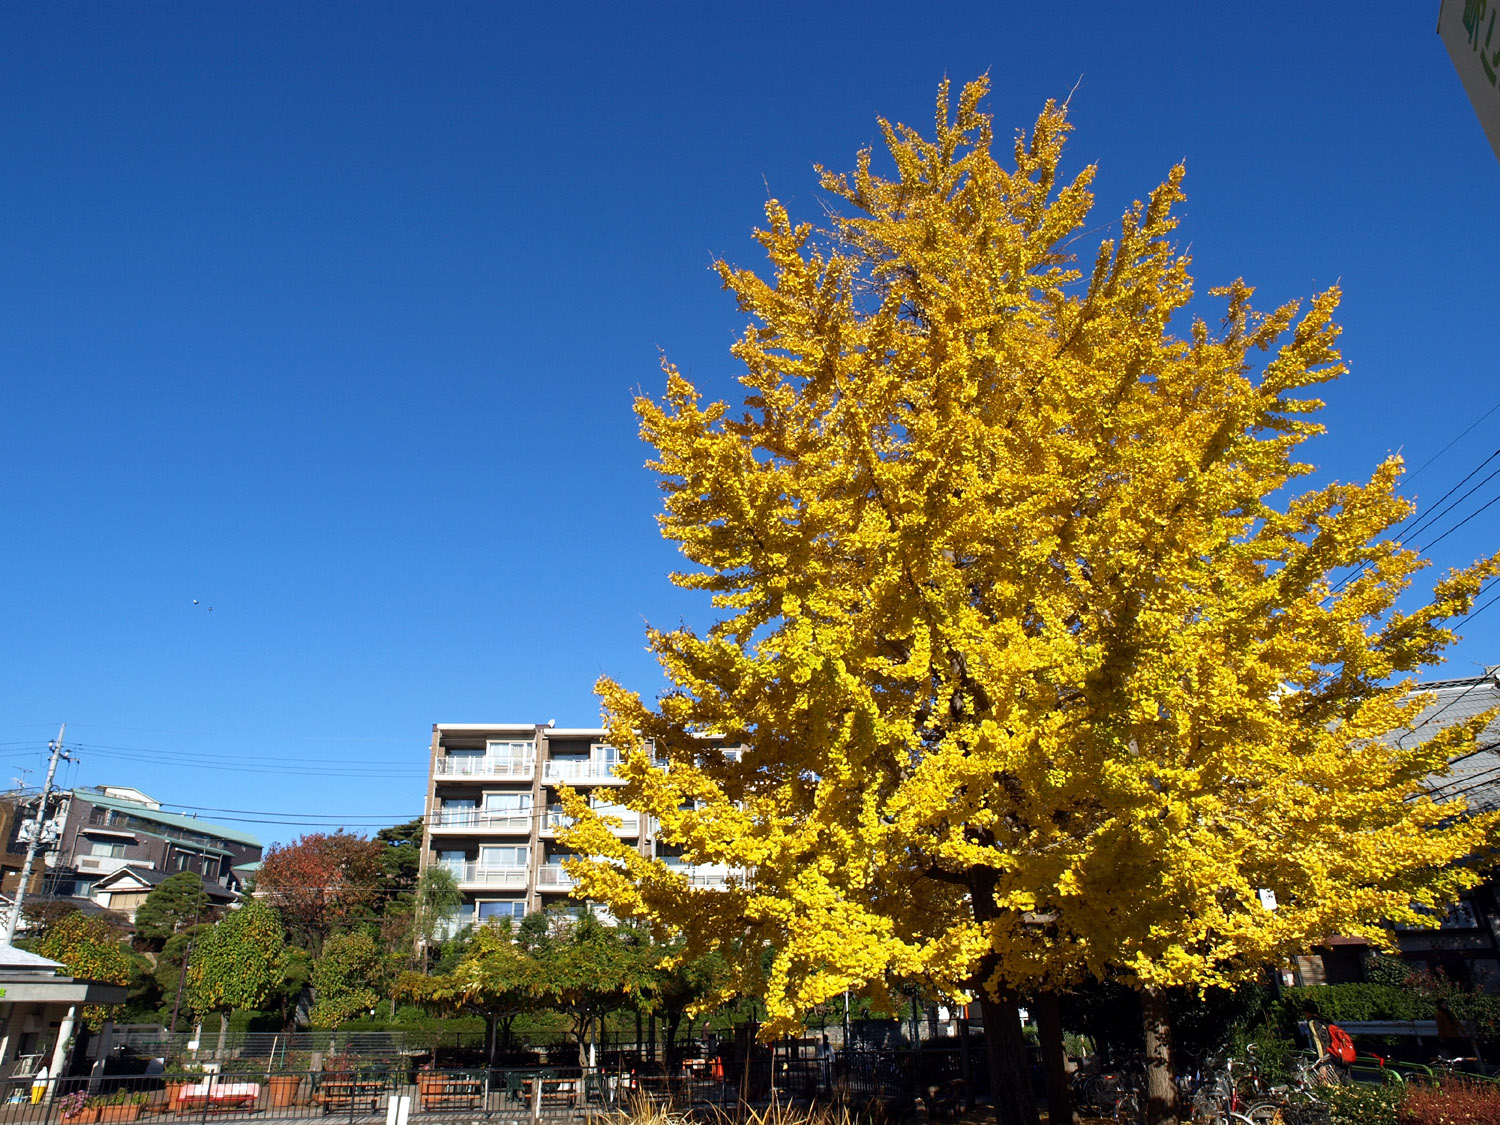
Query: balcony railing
76 856 153 875
430 809 532 834
662 864 742 889
540 808 640 837
434 756 535 780
542 759 625 785
535 863 577 889
446 863 529 889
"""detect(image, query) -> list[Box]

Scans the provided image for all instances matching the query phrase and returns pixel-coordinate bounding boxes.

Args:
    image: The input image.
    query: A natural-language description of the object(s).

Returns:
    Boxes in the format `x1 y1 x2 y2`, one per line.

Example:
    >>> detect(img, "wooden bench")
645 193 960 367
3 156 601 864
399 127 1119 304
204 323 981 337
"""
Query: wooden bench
319 1080 384 1115
417 1078 482 1110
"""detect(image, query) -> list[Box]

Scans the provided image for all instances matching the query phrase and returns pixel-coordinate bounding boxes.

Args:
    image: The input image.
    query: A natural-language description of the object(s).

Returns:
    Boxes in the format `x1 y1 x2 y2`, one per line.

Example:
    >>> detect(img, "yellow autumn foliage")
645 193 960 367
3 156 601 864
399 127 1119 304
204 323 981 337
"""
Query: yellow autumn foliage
560 78 1500 1036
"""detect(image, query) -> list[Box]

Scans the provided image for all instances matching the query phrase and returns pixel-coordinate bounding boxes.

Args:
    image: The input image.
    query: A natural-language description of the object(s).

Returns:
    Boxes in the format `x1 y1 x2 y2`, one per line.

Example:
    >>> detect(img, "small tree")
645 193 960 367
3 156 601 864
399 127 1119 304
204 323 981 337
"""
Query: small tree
412 865 463 967
644 944 730 1073
186 899 286 1029
32 910 134 1029
396 921 541 1064
523 910 654 1068
133 873 212 947
310 931 383 1028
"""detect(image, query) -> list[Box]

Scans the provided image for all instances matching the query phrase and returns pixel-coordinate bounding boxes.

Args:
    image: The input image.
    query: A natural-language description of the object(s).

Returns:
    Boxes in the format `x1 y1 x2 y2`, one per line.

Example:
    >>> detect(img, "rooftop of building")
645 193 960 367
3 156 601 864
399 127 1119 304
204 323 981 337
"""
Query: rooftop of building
1399 666 1500 814
72 787 262 848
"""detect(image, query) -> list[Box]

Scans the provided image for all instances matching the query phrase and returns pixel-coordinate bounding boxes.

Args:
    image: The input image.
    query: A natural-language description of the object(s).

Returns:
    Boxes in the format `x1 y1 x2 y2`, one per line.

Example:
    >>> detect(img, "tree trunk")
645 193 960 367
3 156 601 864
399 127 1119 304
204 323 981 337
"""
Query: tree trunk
1141 987 1176 1125
485 1014 497 1067
664 1012 682 1074
1034 991 1077 1125
977 991 1038 1125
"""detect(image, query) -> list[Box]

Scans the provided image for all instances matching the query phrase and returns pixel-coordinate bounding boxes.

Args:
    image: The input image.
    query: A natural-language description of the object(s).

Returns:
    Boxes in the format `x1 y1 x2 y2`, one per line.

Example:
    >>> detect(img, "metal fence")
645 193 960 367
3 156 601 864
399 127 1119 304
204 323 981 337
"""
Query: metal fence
0 1049 976 1125
0 1068 626 1125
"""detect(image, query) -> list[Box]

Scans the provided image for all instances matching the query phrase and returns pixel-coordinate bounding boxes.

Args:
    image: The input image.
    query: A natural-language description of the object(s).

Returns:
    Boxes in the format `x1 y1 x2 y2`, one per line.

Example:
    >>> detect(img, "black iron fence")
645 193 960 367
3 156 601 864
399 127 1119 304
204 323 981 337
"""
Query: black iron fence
0 1049 975 1125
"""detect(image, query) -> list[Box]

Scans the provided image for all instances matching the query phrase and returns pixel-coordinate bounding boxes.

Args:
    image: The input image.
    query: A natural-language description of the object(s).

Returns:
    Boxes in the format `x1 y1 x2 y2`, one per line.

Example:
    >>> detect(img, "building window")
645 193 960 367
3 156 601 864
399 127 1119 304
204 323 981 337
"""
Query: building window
487 740 535 762
476 899 526 923
89 841 125 858
483 793 531 813
477 845 527 869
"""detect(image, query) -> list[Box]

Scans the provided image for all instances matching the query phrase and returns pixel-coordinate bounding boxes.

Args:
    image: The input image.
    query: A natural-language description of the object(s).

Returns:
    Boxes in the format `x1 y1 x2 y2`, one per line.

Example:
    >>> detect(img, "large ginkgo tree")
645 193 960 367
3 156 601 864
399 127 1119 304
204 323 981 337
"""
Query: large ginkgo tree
562 78 1499 1125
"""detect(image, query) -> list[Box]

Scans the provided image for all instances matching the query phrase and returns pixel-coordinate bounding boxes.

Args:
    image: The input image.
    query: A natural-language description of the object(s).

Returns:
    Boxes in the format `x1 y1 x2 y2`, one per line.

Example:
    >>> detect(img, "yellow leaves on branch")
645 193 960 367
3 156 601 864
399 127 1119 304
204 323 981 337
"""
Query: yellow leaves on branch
560 77 1500 1036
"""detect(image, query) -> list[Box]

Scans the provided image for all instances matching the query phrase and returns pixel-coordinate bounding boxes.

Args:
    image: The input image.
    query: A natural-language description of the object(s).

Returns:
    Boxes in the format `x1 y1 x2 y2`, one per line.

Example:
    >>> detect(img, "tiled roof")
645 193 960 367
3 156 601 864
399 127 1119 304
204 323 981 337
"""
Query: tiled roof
1395 667 1500 814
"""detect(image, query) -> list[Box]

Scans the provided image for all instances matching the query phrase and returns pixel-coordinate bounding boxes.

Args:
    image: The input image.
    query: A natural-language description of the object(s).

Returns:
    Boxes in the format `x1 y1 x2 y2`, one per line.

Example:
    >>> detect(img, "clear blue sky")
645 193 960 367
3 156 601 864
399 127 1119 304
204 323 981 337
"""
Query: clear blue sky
1 3 1496 846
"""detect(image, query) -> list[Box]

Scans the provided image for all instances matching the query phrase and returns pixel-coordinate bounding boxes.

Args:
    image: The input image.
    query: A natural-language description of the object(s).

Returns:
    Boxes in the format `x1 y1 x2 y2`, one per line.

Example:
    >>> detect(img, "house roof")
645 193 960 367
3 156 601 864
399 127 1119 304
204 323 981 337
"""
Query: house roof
0 944 61 972
72 788 261 848
1397 667 1500 814
91 867 238 902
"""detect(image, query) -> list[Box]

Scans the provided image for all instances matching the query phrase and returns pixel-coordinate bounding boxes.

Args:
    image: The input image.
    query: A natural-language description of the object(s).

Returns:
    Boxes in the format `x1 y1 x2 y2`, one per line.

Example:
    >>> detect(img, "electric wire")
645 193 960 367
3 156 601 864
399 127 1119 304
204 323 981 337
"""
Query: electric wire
1401 399 1500 485
1326 447 1500 599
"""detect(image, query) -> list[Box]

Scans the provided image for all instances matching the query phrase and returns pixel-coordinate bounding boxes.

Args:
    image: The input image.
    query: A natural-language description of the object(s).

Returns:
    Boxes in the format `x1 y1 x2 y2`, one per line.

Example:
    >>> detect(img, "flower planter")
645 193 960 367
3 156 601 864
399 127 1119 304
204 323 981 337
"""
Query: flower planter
267 1075 302 1108
95 1105 142 1123
67 1110 98 1125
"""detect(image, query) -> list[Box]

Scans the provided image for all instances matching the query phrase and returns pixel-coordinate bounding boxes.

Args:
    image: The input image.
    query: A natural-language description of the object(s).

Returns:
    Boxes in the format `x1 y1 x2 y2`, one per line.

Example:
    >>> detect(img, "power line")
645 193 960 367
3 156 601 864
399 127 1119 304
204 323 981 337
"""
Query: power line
76 741 423 766
1327 447 1500 600
1402 399 1500 485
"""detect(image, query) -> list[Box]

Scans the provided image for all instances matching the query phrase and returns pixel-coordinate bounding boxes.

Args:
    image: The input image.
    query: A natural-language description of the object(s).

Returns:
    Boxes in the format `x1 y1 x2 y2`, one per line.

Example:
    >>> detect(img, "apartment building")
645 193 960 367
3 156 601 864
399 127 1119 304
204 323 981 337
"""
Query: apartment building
420 723 733 935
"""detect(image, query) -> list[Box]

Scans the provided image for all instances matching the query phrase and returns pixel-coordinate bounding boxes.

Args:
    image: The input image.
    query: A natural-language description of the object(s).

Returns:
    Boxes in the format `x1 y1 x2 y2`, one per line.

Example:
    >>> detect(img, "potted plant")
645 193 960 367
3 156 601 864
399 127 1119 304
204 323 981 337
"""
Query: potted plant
266 1053 310 1109
87 1090 149 1124
59 1090 91 1123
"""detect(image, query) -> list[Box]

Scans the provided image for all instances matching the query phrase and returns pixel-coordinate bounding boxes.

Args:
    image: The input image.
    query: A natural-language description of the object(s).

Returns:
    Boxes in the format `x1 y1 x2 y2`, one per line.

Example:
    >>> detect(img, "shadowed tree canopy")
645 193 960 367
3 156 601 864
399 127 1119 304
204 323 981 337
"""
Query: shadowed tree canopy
562 77 1500 1125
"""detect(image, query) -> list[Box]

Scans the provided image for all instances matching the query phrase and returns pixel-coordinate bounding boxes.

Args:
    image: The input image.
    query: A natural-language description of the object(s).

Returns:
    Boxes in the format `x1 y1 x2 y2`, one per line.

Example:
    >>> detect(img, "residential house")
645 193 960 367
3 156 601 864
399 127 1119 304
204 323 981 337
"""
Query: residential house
44 786 261 904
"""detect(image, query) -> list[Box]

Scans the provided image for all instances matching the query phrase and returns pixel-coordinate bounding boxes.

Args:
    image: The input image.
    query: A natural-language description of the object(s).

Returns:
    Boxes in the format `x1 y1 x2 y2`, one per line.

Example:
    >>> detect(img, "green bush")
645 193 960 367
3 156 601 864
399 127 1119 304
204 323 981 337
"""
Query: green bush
1283 984 1428 1022
1323 1083 1400 1125
86 1091 149 1108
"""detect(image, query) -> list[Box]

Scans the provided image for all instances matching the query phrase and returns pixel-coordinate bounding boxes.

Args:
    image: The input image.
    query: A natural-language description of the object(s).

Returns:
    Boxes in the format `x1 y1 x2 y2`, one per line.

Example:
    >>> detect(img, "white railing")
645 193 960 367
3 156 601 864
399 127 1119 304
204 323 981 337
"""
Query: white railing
540 808 640 836
451 863 529 889
662 864 742 889
430 809 532 833
77 856 153 875
536 863 577 889
542 759 624 784
434 756 535 780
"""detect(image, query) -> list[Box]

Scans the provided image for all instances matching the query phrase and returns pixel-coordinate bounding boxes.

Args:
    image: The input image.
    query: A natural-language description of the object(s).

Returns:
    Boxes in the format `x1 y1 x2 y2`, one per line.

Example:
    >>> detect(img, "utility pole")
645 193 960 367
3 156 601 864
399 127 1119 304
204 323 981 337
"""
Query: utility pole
5 724 70 945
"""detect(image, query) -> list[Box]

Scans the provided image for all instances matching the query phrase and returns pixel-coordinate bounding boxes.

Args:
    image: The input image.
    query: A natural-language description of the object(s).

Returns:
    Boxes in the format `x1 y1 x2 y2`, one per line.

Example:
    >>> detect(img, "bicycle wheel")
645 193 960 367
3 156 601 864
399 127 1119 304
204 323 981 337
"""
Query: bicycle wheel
1243 1101 1292 1125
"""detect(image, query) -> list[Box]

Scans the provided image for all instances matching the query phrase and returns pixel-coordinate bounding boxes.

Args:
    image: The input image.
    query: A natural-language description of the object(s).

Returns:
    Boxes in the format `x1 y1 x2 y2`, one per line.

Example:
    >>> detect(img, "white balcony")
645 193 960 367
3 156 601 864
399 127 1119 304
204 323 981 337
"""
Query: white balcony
434 756 535 781
535 863 577 891
539 808 640 837
663 864 742 889
542 759 626 785
450 863 529 890
430 809 532 835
